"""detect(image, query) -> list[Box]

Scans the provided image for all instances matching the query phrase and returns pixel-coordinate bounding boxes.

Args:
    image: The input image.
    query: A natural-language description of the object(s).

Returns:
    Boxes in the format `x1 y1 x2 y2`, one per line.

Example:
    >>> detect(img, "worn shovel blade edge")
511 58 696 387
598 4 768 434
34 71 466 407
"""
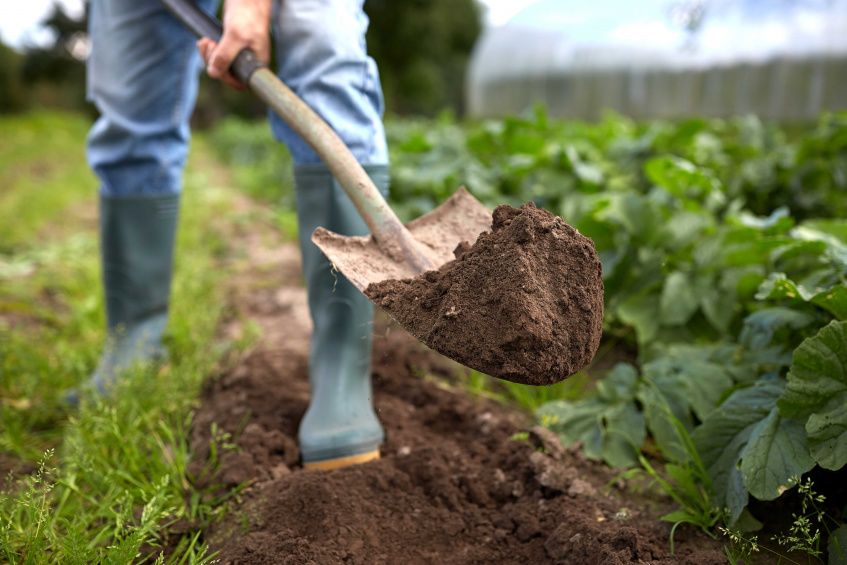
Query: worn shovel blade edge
312 187 492 293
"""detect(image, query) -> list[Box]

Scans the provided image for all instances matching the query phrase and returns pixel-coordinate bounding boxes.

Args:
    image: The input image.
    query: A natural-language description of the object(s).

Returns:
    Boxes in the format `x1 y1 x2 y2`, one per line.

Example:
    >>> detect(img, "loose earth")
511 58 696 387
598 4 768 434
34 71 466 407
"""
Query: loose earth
177 237 726 565
365 203 604 386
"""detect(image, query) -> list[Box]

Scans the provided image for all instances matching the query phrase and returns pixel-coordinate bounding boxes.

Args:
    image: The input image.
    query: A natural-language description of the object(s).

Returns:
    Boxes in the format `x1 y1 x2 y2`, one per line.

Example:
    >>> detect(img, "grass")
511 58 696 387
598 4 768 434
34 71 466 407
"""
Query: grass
0 111 265 563
207 117 299 240
0 112 96 252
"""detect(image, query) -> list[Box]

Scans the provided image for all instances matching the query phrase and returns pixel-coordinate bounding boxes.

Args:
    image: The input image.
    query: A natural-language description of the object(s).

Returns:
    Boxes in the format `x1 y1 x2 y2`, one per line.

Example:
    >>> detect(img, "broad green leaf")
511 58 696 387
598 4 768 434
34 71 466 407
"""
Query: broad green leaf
644 155 720 198
808 286 847 321
506 133 546 156
603 402 647 467
644 358 734 422
771 240 828 264
726 469 749 526
637 355 733 459
617 294 661 344
757 274 847 320
600 192 661 244
693 232 725 268
538 363 645 468
693 381 788 525
701 270 747 333
779 321 847 470
723 237 795 267
661 211 714 251
829 525 847 565
398 133 432 153
660 271 700 326
638 376 692 461
734 508 764 533
756 272 816 301
565 145 605 186
537 398 645 468
739 307 815 351
740 406 814 501
791 224 847 267
596 363 640 402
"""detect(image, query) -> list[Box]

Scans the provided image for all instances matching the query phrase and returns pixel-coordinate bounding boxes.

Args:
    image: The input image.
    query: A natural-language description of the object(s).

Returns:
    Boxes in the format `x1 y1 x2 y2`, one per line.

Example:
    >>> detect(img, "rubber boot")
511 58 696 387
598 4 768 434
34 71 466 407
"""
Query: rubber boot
67 193 178 404
294 164 388 470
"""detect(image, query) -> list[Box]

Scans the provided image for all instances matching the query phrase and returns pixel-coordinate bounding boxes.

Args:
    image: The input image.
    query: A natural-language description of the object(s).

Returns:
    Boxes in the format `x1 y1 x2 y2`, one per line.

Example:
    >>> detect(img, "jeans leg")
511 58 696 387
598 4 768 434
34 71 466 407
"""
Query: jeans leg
269 0 389 166
86 0 218 196
72 0 218 404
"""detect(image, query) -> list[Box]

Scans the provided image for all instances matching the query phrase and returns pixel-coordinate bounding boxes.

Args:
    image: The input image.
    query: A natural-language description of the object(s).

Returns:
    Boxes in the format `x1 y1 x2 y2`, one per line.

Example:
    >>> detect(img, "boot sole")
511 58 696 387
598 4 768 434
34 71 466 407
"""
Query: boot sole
302 449 380 471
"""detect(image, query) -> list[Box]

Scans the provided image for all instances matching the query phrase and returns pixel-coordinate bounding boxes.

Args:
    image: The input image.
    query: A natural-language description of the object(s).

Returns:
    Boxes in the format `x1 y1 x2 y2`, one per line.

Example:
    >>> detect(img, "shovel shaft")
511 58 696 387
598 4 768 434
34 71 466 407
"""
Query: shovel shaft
159 0 435 272
248 70 434 269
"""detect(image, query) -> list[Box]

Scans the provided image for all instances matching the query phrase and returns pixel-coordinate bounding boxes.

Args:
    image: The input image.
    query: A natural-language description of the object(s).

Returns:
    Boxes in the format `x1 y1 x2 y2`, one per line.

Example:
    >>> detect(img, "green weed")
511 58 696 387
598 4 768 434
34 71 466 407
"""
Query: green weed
721 528 762 565
614 384 722 554
773 477 844 564
719 477 845 565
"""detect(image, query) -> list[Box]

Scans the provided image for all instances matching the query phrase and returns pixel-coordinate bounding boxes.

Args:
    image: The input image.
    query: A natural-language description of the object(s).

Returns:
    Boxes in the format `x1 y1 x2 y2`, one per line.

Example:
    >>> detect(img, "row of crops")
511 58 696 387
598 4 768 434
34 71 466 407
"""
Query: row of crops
209 109 847 545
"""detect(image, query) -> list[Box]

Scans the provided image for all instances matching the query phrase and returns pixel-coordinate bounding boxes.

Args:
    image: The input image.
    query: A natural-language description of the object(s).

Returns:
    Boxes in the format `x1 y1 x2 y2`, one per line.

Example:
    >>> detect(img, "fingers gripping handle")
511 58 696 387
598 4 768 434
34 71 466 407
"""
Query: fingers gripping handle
159 0 265 83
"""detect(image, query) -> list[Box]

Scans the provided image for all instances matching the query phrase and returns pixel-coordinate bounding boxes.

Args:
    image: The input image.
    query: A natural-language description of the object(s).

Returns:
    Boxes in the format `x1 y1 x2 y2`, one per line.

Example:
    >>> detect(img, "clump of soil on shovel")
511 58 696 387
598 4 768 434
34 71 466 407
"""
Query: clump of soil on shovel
365 203 604 386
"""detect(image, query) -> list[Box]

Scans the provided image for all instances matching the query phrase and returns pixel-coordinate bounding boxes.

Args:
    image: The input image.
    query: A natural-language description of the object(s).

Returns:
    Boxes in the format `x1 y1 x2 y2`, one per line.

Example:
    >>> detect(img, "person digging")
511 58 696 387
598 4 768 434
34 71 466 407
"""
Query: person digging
73 0 387 471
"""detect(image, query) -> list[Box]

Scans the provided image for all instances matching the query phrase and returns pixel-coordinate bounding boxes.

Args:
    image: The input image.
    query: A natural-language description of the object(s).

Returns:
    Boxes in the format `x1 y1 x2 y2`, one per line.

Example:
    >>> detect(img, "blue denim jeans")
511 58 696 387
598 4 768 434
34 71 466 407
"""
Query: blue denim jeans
86 0 389 196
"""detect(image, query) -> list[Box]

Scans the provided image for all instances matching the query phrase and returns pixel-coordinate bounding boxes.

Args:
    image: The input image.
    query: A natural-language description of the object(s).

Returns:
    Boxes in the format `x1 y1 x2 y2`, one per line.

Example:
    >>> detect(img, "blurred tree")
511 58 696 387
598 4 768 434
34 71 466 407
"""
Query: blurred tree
7 0 484 120
0 39 27 113
364 0 482 117
21 1 93 114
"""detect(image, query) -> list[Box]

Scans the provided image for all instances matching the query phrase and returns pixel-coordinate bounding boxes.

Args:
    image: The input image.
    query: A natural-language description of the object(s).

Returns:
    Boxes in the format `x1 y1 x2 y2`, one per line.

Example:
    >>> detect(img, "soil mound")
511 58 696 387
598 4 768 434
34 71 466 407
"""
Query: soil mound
365 203 604 386
183 238 724 564
194 323 724 565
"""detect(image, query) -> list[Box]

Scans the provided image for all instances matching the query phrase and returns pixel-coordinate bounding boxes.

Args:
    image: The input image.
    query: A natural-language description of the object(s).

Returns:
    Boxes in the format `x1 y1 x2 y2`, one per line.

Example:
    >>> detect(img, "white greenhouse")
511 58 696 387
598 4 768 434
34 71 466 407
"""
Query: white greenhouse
467 0 847 120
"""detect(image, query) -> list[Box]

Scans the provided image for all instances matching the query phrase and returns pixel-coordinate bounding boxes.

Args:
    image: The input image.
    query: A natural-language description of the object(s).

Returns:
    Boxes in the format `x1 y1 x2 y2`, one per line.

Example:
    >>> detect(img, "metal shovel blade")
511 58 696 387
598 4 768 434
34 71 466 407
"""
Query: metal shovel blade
312 188 492 292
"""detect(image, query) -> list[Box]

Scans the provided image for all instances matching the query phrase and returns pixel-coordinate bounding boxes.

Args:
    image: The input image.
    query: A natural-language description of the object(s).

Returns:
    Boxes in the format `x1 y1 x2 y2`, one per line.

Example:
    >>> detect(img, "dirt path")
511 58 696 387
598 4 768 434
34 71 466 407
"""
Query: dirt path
187 217 729 565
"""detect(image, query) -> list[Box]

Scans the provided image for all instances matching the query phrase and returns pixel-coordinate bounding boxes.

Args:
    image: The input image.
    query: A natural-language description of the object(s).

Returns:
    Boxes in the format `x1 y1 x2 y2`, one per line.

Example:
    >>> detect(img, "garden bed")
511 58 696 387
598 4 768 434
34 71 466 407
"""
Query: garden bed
186 241 727 564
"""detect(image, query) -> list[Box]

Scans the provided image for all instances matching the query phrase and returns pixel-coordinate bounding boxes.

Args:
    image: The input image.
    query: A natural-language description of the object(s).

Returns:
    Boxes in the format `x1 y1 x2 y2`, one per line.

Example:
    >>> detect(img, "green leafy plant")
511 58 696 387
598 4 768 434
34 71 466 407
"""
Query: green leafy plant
204 109 847 554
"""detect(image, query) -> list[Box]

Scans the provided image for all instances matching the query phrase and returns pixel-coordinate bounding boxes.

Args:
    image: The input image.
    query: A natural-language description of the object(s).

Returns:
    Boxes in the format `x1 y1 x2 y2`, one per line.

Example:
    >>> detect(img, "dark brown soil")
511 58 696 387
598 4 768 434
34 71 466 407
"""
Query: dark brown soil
186 238 726 565
365 203 604 386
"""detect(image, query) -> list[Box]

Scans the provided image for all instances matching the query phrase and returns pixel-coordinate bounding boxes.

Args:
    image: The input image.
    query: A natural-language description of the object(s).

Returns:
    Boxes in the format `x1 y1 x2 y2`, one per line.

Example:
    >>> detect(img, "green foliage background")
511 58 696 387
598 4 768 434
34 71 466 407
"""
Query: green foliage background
364 0 482 116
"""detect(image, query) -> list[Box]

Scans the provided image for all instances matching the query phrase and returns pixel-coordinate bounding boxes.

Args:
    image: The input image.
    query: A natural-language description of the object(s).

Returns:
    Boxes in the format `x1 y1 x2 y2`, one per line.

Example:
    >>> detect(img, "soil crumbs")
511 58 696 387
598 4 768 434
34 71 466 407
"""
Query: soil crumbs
190 234 726 565
365 203 604 386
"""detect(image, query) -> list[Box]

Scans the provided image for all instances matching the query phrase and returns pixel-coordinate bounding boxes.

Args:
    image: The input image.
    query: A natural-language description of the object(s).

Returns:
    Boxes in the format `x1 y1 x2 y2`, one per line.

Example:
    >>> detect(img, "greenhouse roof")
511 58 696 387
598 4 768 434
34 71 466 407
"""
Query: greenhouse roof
470 0 847 82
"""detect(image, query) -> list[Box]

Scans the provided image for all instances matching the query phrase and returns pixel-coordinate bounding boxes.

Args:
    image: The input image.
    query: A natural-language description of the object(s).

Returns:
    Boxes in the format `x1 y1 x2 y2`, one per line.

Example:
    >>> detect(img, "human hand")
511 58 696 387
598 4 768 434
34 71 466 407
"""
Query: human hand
197 0 271 90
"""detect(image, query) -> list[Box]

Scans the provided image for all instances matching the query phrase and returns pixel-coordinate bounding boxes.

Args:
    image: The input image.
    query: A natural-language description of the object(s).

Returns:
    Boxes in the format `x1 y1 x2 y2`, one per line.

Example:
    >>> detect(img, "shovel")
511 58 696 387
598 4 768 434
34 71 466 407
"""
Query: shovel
160 0 492 293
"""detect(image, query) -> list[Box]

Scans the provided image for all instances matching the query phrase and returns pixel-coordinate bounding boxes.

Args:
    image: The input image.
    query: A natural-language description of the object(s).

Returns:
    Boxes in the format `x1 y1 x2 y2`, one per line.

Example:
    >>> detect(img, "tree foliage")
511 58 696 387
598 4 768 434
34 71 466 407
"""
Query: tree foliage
0 40 26 114
364 0 482 117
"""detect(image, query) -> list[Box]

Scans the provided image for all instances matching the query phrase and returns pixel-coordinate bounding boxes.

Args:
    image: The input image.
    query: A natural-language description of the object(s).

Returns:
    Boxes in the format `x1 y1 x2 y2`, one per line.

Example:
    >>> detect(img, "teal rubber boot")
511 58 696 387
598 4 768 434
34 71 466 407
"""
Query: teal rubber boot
294 164 388 470
68 194 179 404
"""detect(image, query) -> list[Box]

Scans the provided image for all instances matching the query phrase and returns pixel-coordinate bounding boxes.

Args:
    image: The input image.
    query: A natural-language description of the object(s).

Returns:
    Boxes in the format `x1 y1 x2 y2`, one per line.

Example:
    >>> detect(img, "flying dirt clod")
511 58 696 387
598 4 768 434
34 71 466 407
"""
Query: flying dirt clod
365 203 604 386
